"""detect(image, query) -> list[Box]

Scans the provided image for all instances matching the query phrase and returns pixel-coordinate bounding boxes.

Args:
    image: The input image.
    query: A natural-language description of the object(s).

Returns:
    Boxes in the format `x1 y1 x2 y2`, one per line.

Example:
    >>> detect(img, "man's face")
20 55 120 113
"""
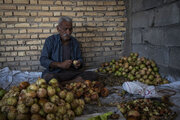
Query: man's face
57 20 72 42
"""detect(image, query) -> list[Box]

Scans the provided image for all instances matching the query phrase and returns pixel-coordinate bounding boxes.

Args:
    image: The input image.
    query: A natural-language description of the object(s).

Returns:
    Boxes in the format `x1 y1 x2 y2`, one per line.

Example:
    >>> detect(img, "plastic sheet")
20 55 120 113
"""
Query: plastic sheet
0 67 42 89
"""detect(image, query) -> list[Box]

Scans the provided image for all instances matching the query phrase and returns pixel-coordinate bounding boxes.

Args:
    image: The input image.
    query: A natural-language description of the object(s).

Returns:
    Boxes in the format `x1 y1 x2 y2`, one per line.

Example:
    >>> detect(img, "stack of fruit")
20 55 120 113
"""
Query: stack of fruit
65 80 109 103
96 53 169 85
0 78 85 120
117 98 176 120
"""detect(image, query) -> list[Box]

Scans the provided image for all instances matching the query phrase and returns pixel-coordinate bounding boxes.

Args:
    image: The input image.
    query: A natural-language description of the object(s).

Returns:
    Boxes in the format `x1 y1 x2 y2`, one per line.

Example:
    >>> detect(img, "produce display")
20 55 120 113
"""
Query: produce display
96 53 169 86
0 78 86 120
117 98 176 120
0 87 6 100
65 80 109 103
0 53 177 120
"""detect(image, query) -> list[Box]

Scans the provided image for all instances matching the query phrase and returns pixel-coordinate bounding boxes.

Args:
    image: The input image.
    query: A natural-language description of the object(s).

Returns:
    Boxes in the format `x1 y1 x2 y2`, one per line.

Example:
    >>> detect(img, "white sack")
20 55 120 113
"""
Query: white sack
122 81 160 98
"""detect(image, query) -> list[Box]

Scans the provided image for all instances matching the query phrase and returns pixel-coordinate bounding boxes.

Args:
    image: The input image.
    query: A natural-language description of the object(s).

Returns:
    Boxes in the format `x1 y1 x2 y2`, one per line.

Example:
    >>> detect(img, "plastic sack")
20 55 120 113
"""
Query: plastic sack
122 81 160 98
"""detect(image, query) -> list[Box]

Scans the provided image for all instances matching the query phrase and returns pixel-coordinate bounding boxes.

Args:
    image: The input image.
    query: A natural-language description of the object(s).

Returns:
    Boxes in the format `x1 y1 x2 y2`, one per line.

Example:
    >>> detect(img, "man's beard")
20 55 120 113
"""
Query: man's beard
62 34 71 41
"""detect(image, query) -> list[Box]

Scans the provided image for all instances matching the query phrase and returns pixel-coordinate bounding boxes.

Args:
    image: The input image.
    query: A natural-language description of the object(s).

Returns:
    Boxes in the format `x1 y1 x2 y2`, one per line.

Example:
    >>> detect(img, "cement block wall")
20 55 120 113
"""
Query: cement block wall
0 0 127 71
129 0 180 80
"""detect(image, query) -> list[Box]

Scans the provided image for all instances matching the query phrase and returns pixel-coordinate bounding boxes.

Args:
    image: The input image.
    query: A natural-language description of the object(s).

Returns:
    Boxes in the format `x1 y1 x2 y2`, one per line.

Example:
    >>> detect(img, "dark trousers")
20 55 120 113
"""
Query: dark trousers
43 70 98 83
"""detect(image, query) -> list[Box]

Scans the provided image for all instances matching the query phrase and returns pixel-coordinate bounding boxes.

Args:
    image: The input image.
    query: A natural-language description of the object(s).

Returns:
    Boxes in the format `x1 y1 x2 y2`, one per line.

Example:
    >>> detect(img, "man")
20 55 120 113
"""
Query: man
40 16 97 84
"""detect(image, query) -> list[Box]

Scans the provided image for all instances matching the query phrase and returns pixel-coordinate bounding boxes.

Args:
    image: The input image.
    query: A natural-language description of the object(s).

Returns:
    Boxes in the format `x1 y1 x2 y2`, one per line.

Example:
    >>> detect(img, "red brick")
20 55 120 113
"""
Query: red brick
13 0 29 4
26 6 41 10
0 5 16 10
39 0 54 5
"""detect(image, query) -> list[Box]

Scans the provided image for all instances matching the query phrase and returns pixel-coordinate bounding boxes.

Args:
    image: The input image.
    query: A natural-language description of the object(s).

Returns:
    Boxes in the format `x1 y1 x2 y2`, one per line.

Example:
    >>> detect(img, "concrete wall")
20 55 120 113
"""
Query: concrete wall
129 0 180 80
0 0 127 71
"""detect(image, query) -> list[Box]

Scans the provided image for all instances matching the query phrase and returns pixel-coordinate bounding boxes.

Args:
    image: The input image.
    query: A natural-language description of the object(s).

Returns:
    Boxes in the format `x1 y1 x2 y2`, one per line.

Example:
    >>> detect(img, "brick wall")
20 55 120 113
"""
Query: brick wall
0 0 127 71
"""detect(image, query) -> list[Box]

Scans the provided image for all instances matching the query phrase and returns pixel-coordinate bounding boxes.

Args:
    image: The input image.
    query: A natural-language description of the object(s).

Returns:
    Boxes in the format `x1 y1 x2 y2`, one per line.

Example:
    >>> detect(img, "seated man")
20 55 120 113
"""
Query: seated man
40 16 98 85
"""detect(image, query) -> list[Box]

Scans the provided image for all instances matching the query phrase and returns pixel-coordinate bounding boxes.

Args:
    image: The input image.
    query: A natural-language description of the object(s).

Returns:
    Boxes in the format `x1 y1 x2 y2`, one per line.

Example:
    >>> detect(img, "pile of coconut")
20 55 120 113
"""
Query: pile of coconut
0 78 109 120
96 53 169 85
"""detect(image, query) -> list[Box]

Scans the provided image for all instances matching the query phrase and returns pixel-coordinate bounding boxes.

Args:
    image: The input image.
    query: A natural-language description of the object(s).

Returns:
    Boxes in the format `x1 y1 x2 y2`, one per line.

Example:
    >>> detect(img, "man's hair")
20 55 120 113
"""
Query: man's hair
58 16 72 25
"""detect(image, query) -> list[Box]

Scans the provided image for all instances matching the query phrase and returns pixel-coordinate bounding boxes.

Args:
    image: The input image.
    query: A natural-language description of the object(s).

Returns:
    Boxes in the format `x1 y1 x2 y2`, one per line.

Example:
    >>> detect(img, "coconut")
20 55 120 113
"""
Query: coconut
39 109 46 117
57 105 66 115
78 99 85 107
36 78 46 86
19 81 30 90
84 80 91 87
70 99 78 110
65 84 73 91
74 106 83 116
55 116 62 120
148 75 154 80
58 99 66 106
50 95 60 103
65 92 74 103
25 90 36 98
28 84 38 91
124 62 129 69
37 88 47 98
75 88 83 98
46 114 55 120
56 112 63 119
119 107 126 114
18 89 26 102
63 114 70 120
56 87 61 92
49 78 59 87
7 109 17 120
150 60 156 67
91 92 99 101
65 103 71 110
128 110 140 118
31 103 40 113
100 88 109 97
73 60 78 66
93 87 101 93
47 86 56 97
17 104 29 114
31 114 42 120
84 96 91 103
16 114 30 120
25 97 34 106
6 97 17 106
67 110 75 120
40 84 47 89
38 98 48 107
43 102 57 113
59 90 67 99
76 82 82 88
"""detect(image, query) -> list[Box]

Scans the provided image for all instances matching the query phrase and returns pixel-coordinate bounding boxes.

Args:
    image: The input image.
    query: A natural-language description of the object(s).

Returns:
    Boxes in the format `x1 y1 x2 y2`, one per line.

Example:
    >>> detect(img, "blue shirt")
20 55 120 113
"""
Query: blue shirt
40 34 83 77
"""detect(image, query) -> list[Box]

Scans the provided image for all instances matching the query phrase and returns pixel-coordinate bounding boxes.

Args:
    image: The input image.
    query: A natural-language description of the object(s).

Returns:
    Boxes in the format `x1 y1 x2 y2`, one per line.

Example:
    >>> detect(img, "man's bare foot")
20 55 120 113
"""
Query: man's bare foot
60 76 84 86
72 76 84 83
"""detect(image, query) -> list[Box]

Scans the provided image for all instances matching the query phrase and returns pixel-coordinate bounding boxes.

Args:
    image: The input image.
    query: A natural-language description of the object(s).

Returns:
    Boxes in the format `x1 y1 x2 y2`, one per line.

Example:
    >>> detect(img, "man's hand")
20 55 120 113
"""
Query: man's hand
60 60 72 69
73 60 81 69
